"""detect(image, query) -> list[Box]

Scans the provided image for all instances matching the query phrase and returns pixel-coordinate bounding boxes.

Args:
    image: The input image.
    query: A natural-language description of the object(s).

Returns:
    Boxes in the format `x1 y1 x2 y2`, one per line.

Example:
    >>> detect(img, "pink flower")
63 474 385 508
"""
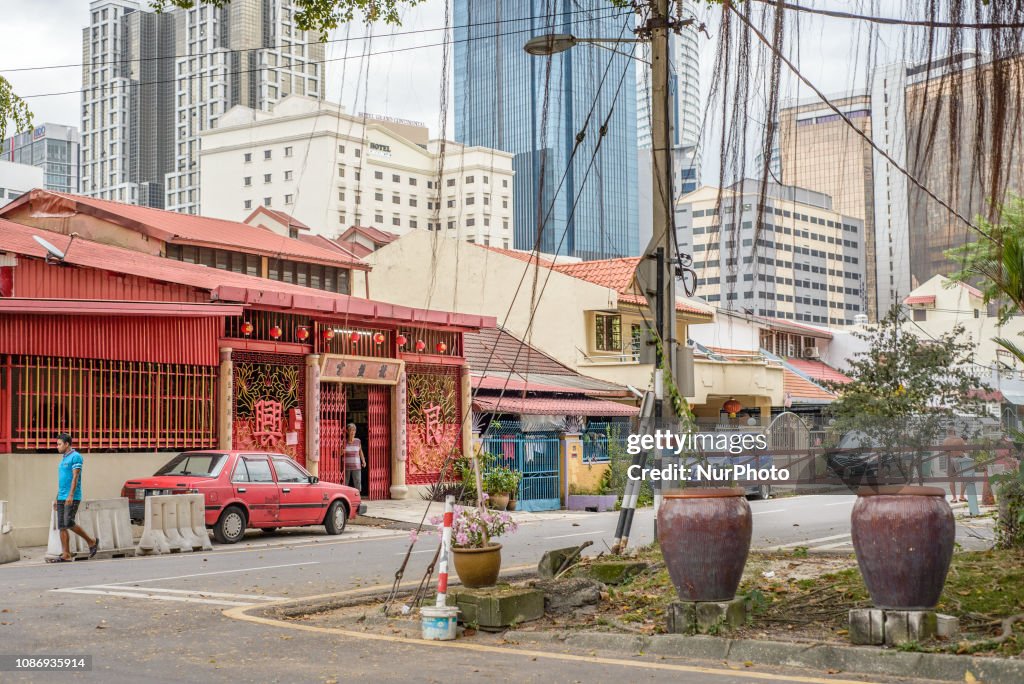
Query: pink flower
409 530 420 543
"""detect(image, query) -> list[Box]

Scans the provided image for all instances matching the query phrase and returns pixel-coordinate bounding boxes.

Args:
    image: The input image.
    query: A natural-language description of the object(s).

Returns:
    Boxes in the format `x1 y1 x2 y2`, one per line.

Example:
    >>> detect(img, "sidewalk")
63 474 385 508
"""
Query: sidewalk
360 498 594 527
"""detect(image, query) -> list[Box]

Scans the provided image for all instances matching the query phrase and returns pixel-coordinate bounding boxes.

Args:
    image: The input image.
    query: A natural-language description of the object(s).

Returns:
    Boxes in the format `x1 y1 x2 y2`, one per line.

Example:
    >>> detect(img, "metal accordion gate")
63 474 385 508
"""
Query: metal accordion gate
319 383 346 484
367 385 391 500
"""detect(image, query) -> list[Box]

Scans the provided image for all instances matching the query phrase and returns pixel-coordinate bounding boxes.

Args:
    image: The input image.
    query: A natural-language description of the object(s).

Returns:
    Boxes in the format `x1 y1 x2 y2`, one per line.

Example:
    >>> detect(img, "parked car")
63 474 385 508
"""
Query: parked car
121 450 365 544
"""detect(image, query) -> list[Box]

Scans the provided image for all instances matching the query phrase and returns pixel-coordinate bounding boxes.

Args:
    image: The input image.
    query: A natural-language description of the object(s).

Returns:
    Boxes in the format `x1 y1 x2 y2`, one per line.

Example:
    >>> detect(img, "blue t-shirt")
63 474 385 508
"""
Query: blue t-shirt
57 450 84 501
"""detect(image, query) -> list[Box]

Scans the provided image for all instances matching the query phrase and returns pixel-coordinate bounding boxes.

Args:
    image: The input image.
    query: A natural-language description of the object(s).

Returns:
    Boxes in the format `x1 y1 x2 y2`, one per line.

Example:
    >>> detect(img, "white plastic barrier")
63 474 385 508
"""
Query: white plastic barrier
44 498 135 561
0 501 20 564
136 494 212 555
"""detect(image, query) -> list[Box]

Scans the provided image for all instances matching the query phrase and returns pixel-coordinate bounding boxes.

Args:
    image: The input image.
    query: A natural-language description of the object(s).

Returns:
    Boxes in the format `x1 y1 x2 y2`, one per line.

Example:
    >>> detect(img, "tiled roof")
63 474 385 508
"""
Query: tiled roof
760 316 833 340
297 233 365 260
475 244 556 268
340 225 399 245
553 257 642 292
783 369 836 403
472 394 638 417
617 293 713 318
245 206 311 231
333 239 374 258
2 189 367 270
904 294 936 305
786 358 851 385
0 219 494 329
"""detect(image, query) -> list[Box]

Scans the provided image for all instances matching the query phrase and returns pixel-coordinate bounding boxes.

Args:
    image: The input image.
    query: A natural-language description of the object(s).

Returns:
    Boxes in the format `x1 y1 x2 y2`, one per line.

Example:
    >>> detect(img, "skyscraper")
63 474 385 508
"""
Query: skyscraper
81 0 325 213
0 123 81 193
454 1 639 260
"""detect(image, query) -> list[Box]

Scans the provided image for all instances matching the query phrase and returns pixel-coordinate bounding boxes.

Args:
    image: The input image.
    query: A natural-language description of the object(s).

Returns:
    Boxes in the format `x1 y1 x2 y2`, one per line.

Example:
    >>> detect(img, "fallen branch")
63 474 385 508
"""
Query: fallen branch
957 612 1024 652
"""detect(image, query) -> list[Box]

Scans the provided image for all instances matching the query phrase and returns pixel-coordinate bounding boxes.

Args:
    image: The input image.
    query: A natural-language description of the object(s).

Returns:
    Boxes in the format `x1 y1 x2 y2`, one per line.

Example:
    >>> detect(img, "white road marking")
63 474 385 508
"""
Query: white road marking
543 531 598 540
91 561 320 588
752 509 785 515
52 588 254 607
764 533 852 550
89 585 287 601
825 500 855 506
814 539 854 550
396 549 436 556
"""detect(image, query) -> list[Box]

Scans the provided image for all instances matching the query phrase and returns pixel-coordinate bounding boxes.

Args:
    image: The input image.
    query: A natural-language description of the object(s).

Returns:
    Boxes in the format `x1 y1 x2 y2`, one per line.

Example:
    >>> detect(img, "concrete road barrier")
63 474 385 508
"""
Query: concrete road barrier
136 494 212 555
44 498 136 561
0 501 20 564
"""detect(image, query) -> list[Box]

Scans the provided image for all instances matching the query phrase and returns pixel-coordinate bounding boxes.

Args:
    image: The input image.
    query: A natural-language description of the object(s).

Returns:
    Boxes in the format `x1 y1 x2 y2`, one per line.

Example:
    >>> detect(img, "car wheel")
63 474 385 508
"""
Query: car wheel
213 506 247 544
756 484 771 500
324 500 348 536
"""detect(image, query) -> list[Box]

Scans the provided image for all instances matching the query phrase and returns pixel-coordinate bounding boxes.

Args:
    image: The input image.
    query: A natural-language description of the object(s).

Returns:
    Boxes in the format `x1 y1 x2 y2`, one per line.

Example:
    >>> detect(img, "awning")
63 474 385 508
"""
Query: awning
472 373 628 397
0 298 243 317
1000 391 1024 406
472 394 639 417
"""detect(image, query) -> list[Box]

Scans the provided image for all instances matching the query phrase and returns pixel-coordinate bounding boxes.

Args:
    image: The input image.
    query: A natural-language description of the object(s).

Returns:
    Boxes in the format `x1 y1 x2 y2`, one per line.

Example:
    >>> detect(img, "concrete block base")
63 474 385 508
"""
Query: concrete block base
849 609 954 646
449 586 544 631
538 546 583 579
667 597 749 635
586 561 647 585
0 531 19 564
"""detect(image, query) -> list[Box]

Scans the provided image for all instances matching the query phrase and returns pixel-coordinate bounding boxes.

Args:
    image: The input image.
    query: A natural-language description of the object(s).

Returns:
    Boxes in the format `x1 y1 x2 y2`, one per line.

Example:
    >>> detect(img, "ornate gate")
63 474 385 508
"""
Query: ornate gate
367 385 391 500
766 411 812 488
231 351 305 465
319 383 346 484
406 364 462 486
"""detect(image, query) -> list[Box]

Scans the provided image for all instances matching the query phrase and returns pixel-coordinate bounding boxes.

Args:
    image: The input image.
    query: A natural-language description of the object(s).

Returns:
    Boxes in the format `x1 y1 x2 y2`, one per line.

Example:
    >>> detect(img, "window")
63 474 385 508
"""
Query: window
392 195 400 204
913 308 927 321
285 194 293 204
374 192 383 201
273 459 308 483
243 176 252 187
375 214 384 223
231 460 250 483
284 146 293 157
595 314 622 352
466 196 475 206
264 149 272 160
243 458 275 483
467 218 475 227
284 170 293 181
409 198 417 207
466 175 474 184
409 177 417 186
244 199 252 209
264 173 272 183
502 179 508 188
338 144 345 153
244 152 252 163
392 216 401 226
447 178 456 187
264 197 271 206
374 171 383 180
447 199 455 208
392 174 400 183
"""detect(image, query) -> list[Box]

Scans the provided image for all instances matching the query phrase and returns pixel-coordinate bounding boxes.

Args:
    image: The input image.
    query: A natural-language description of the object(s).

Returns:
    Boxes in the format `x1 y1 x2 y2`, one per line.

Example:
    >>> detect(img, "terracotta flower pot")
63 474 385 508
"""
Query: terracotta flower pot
452 543 502 588
851 486 954 610
488 493 510 511
657 488 752 601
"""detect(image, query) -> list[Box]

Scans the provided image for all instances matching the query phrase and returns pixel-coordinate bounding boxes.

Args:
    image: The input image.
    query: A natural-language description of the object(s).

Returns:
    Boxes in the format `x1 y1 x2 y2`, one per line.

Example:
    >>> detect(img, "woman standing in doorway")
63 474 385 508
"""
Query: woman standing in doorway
343 423 366 492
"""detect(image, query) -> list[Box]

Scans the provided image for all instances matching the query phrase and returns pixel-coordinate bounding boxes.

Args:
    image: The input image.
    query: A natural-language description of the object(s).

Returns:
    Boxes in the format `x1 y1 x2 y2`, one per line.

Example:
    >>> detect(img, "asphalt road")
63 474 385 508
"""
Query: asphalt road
0 494 992 683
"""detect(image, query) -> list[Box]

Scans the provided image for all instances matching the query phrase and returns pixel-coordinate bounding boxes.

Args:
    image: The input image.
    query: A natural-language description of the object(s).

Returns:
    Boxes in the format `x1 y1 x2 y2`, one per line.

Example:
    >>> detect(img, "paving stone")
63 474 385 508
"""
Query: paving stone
849 608 885 645
667 598 748 635
884 610 937 646
936 614 960 640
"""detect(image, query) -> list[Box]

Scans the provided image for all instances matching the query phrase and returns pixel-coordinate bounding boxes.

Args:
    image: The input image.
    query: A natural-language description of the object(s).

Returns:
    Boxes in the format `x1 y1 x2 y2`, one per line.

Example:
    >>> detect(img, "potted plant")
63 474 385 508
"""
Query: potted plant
483 466 520 511
432 502 518 588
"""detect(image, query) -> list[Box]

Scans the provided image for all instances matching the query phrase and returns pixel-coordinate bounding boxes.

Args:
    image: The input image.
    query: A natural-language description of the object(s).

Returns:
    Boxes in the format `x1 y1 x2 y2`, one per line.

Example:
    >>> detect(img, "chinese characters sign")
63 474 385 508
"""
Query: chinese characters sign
320 355 402 385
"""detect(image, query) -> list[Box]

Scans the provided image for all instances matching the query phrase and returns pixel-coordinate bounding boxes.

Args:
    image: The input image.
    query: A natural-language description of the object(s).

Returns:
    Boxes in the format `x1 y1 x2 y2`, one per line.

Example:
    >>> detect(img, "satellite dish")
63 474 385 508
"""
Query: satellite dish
33 235 66 261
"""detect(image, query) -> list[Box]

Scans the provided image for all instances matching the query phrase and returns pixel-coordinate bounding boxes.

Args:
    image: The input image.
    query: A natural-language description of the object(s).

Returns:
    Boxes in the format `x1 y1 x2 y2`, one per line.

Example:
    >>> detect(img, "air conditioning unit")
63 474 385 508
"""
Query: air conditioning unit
803 347 820 359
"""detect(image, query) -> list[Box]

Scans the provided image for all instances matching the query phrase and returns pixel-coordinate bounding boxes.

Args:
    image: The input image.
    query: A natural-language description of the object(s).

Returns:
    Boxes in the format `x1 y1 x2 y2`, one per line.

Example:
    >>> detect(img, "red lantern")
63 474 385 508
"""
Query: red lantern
435 341 448 353
240 321 254 336
296 327 310 342
396 334 408 347
415 339 426 352
322 328 335 341
373 332 386 345
349 331 360 343
269 325 282 340
722 398 742 418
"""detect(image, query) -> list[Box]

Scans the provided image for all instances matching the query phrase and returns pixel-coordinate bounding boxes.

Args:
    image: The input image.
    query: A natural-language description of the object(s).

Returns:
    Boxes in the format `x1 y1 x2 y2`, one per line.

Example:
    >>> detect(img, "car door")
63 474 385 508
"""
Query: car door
233 456 280 527
272 457 325 525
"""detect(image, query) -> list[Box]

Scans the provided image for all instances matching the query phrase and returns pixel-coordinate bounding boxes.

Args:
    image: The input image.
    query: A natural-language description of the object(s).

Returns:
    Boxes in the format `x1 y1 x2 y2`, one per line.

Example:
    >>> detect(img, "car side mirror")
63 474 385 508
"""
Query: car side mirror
309 476 319 484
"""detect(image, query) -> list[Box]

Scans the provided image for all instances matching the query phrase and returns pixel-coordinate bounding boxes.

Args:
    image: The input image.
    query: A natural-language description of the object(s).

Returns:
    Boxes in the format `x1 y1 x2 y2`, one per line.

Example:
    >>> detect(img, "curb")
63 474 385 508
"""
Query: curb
505 631 1024 684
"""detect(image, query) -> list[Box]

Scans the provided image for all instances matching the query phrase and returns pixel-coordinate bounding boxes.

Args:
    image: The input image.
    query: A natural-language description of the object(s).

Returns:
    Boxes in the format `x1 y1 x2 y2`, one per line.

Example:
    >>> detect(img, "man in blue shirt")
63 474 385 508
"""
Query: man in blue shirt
50 433 98 562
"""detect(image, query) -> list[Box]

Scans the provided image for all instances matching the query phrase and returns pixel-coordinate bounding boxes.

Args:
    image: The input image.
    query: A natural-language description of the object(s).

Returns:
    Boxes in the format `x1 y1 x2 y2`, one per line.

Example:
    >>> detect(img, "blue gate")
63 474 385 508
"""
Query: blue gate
481 431 561 511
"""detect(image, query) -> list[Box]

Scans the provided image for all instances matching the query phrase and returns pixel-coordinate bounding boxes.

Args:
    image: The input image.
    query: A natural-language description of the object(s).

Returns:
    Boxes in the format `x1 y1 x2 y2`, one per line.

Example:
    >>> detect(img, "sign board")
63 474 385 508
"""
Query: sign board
320 354 403 385
368 141 392 158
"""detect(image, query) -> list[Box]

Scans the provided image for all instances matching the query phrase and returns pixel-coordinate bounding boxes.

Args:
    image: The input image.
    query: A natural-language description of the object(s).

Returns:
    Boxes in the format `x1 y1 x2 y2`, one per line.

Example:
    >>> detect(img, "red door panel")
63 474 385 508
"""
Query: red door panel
367 386 391 500
319 383 346 484
235 456 280 526
273 457 324 525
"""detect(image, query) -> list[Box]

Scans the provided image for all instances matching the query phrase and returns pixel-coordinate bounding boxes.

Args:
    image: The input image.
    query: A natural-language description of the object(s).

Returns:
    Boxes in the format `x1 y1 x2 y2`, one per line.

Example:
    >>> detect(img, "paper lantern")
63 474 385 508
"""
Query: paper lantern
349 331 360 343
722 398 742 418
296 327 310 342
415 339 426 352
396 334 408 347
322 328 335 341
373 332 386 345
269 325 283 340
435 341 448 353
240 321 254 336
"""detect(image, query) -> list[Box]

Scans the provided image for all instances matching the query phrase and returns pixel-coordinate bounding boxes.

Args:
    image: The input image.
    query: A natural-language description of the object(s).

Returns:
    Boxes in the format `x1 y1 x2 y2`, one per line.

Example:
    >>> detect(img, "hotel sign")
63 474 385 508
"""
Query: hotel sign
368 141 392 158
320 354 403 385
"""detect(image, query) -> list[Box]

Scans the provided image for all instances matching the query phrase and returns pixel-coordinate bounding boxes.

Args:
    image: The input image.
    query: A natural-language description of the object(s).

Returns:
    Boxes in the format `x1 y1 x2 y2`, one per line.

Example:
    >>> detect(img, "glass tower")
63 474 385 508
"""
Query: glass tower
454 0 639 260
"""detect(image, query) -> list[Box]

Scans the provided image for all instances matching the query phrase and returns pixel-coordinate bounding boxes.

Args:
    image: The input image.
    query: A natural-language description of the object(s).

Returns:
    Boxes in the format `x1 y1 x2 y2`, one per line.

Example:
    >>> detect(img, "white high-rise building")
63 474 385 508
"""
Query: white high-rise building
81 0 324 213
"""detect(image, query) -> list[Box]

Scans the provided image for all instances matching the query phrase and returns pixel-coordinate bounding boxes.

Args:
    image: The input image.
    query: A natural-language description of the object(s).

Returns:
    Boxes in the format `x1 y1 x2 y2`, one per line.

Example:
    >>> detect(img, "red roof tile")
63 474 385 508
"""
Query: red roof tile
904 294 936 305
244 206 311 231
617 293 712 318
475 244 557 268
0 219 493 329
472 395 638 417
1 190 367 270
334 239 374 258
783 369 836 402
553 257 642 292
340 225 399 245
297 233 365 260
786 359 851 385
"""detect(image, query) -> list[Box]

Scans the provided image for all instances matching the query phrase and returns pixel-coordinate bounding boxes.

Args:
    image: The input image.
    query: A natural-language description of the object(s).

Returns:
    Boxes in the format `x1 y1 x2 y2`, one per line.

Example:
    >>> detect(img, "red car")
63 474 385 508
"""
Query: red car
121 450 365 544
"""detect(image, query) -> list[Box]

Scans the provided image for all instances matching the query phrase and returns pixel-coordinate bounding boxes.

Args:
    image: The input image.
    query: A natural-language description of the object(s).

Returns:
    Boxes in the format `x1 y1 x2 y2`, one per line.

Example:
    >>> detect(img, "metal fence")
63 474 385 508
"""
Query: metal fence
480 428 561 511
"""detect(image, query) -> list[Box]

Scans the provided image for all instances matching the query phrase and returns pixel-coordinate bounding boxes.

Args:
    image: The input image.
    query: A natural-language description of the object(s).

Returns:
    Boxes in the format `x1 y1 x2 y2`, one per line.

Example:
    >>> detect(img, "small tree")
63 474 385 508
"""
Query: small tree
825 306 986 483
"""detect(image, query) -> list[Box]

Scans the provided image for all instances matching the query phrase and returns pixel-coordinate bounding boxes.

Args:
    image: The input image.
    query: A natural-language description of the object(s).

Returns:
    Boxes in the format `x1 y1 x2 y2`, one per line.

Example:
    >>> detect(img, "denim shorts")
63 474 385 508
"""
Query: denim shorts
56 501 80 530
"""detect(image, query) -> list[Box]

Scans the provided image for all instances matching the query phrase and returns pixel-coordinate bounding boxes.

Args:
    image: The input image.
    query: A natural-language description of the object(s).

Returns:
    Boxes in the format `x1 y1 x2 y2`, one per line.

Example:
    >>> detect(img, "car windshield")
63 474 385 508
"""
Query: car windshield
154 453 228 478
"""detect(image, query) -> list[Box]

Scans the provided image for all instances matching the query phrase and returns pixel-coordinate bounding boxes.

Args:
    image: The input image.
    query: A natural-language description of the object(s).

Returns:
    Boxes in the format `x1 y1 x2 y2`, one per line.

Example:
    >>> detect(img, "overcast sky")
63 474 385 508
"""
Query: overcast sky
1 0 917 178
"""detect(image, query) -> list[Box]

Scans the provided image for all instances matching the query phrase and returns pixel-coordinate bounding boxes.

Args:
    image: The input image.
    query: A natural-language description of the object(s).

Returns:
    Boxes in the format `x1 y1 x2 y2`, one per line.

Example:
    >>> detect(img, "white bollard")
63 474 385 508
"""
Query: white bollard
0 501 20 565
137 494 210 555
137 496 171 555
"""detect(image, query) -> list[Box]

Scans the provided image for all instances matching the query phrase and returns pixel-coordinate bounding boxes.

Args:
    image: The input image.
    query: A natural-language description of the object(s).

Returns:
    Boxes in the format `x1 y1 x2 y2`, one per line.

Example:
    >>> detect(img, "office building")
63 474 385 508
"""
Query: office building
453 0 638 260
779 92 877 320
0 161 45 208
81 0 324 212
200 97 515 245
0 124 81 194
676 181 866 326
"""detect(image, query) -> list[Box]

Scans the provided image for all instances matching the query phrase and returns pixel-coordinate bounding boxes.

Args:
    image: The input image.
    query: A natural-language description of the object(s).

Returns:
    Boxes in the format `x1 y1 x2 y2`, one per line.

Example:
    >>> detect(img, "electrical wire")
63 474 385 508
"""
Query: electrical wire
749 1 1024 30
